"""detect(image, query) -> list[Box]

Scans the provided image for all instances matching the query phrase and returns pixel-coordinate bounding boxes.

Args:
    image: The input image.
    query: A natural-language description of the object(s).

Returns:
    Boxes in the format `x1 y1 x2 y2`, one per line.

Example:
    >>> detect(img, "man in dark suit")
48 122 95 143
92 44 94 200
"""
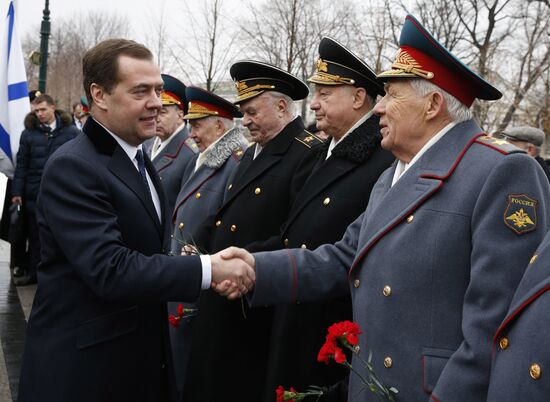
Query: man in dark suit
183 61 324 402
151 74 198 214
218 15 550 402
254 37 394 401
17 38 254 402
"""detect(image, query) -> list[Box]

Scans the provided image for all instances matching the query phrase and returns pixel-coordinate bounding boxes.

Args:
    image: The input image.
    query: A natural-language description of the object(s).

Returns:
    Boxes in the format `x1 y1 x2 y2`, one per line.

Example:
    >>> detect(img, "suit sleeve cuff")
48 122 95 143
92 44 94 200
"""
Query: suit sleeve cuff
200 255 212 289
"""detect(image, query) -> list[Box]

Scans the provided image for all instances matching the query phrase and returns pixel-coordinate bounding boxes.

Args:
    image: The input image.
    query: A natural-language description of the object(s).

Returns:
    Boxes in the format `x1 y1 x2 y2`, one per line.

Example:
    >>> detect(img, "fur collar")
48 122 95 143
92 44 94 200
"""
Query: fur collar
202 127 249 169
24 109 73 131
331 114 382 164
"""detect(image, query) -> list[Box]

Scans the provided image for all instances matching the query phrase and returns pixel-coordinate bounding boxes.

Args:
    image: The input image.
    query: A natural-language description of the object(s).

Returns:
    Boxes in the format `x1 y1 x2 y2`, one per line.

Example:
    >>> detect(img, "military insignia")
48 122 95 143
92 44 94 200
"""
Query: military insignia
475 135 523 155
235 80 248 92
478 135 510 146
295 131 324 148
380 49 434 80
504 194 537 235
184 138 199 154
316 58 328 73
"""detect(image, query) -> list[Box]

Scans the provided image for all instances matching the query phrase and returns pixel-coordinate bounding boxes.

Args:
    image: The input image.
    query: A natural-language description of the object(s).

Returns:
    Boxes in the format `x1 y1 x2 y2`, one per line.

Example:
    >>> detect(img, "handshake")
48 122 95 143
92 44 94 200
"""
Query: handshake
210 247 256 299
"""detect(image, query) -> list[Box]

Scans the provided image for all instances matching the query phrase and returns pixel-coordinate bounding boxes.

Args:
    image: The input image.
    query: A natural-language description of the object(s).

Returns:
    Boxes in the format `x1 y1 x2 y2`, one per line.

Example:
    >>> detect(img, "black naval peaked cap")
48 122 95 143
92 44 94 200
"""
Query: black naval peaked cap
308 37 385 97
161 74 188 114
230 60 309 104
183 86 243 120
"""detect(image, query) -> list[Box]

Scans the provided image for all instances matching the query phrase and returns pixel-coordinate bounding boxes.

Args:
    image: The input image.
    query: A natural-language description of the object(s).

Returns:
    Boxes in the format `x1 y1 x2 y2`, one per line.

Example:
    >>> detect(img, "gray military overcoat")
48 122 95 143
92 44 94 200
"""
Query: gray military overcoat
250 119 550 402
167 127 248 397
487 227 550 401
151 126 198 214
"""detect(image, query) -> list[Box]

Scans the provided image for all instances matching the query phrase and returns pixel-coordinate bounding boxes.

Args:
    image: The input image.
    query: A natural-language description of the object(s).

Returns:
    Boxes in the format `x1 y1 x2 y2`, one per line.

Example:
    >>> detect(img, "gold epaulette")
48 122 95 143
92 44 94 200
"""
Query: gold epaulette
475 135 524 155
184 138 199 154
295 130 325 148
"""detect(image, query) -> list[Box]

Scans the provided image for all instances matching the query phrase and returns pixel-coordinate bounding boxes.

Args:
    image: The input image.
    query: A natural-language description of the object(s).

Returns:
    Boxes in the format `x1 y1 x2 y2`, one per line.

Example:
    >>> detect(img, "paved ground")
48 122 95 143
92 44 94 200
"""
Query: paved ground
0 240 36 402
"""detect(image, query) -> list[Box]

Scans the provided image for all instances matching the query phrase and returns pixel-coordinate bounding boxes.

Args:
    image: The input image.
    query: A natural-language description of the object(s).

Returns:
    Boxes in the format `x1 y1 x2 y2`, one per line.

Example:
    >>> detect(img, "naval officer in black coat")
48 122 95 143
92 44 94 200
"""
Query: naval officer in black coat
184 61 324 402
254 37 395 402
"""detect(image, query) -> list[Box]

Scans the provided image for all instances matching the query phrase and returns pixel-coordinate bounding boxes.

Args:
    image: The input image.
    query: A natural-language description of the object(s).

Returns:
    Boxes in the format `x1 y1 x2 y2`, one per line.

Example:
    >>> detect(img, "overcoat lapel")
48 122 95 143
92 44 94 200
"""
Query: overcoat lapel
350 120 485 274
153 128 188 171
224 117 304 205
283 156 356 230
172 165 217 221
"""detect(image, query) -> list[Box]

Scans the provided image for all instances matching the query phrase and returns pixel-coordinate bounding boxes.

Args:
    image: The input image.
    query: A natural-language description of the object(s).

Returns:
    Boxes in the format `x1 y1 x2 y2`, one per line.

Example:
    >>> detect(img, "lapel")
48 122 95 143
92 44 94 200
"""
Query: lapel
283 153 356 232
171 165 217 222
224 117 305 205
153 127 189 171
83 118 163 236
284 114 383 230
349 119 485 275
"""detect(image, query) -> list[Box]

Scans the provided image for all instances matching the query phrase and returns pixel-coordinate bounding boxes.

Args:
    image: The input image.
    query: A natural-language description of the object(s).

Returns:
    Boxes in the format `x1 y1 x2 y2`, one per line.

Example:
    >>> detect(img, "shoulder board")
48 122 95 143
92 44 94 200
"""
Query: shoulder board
184 137 199 154
474 135 525 155
294 130 325 148
232 147 246 161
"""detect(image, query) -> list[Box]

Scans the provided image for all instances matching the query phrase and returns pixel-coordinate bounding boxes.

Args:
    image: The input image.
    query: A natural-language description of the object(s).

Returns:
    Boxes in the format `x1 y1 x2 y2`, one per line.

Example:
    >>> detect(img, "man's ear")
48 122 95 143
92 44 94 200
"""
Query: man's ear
216 119 225 136
352 87 368 110
277 99 287 116
90 83 108 112
425 91 445 121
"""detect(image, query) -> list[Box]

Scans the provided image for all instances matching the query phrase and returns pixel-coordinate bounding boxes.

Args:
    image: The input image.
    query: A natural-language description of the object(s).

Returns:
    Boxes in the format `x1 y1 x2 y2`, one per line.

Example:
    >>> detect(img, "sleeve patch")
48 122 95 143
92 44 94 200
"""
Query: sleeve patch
504 194 538 235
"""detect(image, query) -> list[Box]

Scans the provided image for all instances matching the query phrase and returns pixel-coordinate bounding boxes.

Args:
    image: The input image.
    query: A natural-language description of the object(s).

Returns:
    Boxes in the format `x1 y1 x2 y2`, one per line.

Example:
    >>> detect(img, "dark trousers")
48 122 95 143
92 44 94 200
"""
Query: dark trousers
26 209 40 278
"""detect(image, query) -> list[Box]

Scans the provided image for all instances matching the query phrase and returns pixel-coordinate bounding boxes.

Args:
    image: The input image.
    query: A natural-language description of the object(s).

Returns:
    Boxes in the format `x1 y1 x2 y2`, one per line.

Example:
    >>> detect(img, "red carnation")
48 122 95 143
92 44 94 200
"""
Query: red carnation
317 340 347 365
168 314 180 328
276 385 285 402
326 320 362 346
177 303 184 316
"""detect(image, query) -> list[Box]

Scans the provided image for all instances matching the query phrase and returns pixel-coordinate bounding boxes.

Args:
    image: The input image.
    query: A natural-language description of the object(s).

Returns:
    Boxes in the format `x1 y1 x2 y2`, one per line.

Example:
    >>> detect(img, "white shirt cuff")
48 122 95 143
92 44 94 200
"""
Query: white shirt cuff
200 255 212 289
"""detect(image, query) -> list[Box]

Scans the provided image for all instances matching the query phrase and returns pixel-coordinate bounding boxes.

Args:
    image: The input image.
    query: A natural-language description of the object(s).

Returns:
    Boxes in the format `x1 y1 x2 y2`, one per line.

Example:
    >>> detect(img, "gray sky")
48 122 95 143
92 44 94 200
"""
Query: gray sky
8 0 244 43
14 0 169 39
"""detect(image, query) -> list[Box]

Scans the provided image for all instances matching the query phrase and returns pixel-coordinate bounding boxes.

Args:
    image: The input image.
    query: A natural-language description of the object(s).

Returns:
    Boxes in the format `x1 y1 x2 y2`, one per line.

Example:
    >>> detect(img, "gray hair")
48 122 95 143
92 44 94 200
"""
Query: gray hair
409 79 472 123
263 91 296 116
205 116 234 132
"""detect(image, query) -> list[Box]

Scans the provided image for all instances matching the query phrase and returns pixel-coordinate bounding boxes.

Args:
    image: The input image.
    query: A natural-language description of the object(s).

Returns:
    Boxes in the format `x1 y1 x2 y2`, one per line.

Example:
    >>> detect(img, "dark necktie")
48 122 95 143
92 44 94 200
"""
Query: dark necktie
135 149 151 194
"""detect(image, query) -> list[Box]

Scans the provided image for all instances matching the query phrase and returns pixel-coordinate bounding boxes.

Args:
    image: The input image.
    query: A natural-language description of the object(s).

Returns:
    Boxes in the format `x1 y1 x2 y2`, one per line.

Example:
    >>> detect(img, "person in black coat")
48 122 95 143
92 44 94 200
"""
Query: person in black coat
17 39 253 402
499 126 550 183
247 37 395 402
183 61 324 402
11 94 80 284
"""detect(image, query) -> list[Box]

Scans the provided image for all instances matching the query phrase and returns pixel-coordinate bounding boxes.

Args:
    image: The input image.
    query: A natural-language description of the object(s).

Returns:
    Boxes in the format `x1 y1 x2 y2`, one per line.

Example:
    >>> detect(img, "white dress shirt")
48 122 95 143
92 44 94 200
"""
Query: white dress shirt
391 122 456 187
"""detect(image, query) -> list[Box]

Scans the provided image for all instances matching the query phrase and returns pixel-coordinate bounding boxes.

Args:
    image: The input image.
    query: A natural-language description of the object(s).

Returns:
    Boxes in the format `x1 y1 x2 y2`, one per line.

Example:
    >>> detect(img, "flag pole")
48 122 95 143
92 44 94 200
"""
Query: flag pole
38 0 50 93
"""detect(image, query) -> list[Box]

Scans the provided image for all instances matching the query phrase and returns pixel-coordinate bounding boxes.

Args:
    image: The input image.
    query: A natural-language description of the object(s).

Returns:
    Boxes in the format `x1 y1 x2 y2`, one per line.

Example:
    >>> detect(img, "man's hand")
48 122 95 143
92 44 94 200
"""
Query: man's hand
210 247 256 299
11 196 22 205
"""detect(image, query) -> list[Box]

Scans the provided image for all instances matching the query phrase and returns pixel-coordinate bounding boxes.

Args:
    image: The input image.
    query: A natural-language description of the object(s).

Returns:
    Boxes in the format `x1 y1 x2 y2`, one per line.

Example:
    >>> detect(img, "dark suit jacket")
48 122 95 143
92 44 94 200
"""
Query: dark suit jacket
18 118 203 402
151 126 198 215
